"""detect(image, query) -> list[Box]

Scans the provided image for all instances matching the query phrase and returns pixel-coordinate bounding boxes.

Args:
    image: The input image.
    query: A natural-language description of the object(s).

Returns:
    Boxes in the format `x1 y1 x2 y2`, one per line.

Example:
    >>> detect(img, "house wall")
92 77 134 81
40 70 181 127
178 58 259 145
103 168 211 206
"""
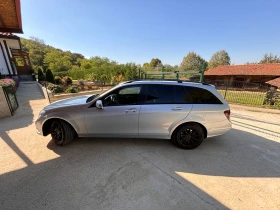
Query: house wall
0 43 9 75
205 75 277 84
0 39 14 75
0 42 12 75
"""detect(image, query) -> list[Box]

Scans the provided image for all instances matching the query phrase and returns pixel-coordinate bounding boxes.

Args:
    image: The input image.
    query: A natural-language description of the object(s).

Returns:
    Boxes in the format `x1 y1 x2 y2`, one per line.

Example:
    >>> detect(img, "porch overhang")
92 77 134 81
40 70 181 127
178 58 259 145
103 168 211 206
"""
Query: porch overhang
0 0 23 33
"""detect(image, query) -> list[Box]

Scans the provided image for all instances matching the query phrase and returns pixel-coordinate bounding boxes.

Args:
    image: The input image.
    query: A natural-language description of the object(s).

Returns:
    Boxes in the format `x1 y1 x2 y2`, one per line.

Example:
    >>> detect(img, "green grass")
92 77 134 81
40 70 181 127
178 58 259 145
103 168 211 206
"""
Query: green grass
218 90 266 106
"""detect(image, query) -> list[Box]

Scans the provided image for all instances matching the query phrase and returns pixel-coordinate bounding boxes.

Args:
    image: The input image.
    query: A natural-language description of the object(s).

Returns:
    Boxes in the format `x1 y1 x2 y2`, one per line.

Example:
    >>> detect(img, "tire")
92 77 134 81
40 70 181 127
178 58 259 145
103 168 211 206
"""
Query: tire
172 123 204 149
50 120 76 146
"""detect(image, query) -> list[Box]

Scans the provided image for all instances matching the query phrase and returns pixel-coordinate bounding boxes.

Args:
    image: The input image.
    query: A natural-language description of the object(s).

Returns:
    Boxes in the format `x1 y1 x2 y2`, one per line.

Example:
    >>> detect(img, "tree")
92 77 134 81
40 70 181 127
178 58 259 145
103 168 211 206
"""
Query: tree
208 50 231 69
125 63 138 80
142 62 150 68
259 53 280 64
149 58 162 68
45 69 55 83
44 50 72 72
180 52 207 71
163 64 175 72
37 68 45 81
21 37 47 72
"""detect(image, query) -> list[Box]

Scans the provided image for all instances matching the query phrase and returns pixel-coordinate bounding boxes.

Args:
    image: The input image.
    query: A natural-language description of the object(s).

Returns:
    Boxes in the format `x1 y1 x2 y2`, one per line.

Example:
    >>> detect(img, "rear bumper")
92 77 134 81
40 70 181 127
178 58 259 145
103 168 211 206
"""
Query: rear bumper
205 120 232 137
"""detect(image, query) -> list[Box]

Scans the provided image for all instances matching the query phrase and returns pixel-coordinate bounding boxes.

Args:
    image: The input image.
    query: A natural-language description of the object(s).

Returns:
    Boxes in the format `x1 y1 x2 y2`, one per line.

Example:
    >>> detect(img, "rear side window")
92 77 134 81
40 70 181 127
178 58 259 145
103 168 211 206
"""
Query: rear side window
174 86 192 104
185 86 222 104
145 84 173 104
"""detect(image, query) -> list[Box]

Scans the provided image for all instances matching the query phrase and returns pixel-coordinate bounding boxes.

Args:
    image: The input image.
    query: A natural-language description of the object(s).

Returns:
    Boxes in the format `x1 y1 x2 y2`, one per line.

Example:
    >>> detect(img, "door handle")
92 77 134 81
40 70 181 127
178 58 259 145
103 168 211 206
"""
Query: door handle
124 108 137 113
171 106 183 111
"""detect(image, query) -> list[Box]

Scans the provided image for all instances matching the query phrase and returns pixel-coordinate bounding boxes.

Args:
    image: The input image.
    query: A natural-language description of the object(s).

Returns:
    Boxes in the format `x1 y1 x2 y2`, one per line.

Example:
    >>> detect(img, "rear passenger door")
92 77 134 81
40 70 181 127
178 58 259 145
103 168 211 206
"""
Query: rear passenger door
139 84 193 137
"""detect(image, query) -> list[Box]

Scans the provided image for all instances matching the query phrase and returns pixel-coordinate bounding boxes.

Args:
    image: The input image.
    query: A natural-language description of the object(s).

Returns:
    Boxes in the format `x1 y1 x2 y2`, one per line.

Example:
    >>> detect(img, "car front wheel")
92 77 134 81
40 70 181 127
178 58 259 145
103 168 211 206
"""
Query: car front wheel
50 120 75 146
173 123 204 149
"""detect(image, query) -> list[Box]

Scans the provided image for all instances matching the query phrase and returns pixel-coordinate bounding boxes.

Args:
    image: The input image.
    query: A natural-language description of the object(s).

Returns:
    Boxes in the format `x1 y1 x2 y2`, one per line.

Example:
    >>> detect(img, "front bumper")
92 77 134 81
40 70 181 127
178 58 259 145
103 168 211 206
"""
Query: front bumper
35 117 44 135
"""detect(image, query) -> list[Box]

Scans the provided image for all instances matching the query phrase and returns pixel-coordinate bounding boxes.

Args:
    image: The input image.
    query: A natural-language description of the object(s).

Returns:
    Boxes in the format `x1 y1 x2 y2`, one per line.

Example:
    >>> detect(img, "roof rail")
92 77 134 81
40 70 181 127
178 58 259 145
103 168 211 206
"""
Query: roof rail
132 79 210 85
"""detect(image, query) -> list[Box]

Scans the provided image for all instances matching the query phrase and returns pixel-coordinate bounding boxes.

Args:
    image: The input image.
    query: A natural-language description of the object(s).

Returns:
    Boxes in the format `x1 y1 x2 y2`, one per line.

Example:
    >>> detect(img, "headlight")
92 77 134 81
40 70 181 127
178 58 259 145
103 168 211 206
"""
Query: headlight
39 110 46 118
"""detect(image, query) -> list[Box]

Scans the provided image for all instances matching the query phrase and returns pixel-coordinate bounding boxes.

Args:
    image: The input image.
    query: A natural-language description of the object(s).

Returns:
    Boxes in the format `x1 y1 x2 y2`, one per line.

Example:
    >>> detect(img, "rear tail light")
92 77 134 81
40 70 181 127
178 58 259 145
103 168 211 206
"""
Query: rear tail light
224 110 231 121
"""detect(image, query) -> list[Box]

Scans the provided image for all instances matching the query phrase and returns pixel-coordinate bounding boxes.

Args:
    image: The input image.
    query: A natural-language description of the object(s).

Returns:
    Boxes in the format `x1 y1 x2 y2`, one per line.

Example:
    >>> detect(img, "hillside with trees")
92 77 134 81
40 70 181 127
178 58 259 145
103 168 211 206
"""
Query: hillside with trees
21 37 139 83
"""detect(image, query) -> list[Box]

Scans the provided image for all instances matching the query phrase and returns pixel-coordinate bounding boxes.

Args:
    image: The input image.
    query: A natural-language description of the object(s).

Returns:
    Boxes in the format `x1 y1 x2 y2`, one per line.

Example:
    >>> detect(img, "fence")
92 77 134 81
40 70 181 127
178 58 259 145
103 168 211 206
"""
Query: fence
1 84 19 115
208 80 280 108
140 64 206 82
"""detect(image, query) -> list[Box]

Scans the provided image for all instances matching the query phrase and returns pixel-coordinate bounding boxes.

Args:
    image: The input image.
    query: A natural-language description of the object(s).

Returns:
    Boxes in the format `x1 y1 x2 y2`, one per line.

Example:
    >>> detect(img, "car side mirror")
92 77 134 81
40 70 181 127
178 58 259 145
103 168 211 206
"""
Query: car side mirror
96 100 103 109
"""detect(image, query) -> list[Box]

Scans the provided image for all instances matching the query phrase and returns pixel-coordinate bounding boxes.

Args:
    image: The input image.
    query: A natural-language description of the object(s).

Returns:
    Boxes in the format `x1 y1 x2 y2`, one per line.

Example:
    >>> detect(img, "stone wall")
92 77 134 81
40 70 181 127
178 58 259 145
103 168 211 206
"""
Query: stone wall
37 82 52 103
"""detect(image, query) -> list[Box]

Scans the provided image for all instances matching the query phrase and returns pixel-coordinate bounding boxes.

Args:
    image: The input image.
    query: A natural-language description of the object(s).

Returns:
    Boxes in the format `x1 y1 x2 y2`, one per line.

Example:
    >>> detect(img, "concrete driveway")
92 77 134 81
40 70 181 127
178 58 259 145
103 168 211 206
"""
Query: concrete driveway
0 82 279 210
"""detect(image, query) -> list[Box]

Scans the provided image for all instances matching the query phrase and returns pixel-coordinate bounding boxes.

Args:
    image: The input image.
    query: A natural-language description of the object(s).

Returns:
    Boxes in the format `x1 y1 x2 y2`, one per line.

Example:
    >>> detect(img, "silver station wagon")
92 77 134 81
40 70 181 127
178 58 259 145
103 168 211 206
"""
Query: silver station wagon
35 80 232 149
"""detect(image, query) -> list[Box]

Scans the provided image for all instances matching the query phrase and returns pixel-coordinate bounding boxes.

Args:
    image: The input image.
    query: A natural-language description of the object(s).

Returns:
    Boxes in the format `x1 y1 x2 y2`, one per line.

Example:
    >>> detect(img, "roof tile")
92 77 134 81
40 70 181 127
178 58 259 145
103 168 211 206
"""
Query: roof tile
265 77 280 88
205 64 280 76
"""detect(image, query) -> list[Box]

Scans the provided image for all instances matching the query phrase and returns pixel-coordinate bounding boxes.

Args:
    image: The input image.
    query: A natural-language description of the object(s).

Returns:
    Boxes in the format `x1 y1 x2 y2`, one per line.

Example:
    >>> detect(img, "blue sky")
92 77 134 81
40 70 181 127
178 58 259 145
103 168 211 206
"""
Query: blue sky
19 0 280 65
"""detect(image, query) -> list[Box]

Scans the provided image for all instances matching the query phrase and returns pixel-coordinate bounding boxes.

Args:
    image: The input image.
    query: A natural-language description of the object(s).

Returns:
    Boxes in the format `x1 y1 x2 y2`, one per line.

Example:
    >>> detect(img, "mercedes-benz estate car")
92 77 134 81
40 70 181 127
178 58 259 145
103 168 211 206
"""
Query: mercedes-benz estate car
35 80 231 149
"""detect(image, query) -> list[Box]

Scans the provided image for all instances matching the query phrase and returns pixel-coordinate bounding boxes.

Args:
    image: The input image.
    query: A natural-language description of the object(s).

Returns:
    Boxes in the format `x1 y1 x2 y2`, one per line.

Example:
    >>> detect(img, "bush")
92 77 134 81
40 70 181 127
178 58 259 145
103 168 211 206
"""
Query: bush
45 69 55 83
37 68 45 81
78 80 84 85
65 86 79 93
87 84 93 90
263 87 278 105
54 76 62 85
61 76 72 85
0 79 17 94
46 69 54 83
47 83 63 93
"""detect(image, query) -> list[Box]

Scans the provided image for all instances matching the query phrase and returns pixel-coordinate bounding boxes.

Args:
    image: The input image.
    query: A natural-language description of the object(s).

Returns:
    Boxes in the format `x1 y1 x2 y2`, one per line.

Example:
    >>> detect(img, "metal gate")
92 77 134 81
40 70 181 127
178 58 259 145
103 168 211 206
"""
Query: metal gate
2 84 19 116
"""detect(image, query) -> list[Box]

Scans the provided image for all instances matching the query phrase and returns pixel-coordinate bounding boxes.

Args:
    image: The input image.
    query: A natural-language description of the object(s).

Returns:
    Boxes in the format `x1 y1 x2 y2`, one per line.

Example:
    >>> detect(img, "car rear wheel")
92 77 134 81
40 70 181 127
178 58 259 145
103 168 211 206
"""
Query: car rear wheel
173 123 204 149
50 120 75 146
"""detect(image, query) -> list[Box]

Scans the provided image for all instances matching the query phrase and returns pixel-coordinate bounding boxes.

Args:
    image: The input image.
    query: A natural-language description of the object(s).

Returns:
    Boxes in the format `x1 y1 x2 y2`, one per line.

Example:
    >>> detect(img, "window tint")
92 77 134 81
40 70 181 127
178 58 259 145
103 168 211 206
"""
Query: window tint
174 86 192 104
185 86 222 104
103 86 141 106
145 85 173 104
119 87 140 95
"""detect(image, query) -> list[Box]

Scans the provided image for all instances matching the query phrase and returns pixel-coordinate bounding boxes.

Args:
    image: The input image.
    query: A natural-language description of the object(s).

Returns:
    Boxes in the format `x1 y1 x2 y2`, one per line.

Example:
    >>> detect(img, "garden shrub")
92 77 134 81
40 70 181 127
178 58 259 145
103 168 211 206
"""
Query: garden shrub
263 87 278 105
61 76 72 85
47 83 63 93
87 84 93 90
38 68 46 81
46 69 55 83
78 80 85 85
0 79 17 94
65 86 79 93
54 76 62 85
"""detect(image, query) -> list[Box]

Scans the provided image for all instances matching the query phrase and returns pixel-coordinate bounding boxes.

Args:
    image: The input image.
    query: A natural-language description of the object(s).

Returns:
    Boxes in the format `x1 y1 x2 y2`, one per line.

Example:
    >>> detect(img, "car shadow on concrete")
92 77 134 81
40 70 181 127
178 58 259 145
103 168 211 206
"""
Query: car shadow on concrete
47 128 280 178
1 128 279 209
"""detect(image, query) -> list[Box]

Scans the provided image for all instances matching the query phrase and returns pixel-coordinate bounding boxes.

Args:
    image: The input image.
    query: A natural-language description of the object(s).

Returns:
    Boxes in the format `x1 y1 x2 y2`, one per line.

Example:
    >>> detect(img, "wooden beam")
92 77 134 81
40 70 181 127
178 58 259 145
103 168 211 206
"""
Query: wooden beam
0 34 20 40
27 54 32 68
0 43 12 75
15 0 23 33
0 14 6 27
0 28 23 33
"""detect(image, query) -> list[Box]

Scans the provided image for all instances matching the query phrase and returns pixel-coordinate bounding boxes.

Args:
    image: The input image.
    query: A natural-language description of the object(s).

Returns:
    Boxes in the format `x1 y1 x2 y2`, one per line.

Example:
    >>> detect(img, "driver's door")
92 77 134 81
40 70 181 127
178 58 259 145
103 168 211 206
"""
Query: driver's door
84 85 142 137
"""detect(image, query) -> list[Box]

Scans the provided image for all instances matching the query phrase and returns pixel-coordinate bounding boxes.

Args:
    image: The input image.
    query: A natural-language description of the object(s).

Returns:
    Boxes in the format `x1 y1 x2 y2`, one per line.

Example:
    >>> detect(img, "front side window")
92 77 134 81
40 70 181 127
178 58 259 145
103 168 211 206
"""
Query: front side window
145 84 173 104
103 85 141 106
